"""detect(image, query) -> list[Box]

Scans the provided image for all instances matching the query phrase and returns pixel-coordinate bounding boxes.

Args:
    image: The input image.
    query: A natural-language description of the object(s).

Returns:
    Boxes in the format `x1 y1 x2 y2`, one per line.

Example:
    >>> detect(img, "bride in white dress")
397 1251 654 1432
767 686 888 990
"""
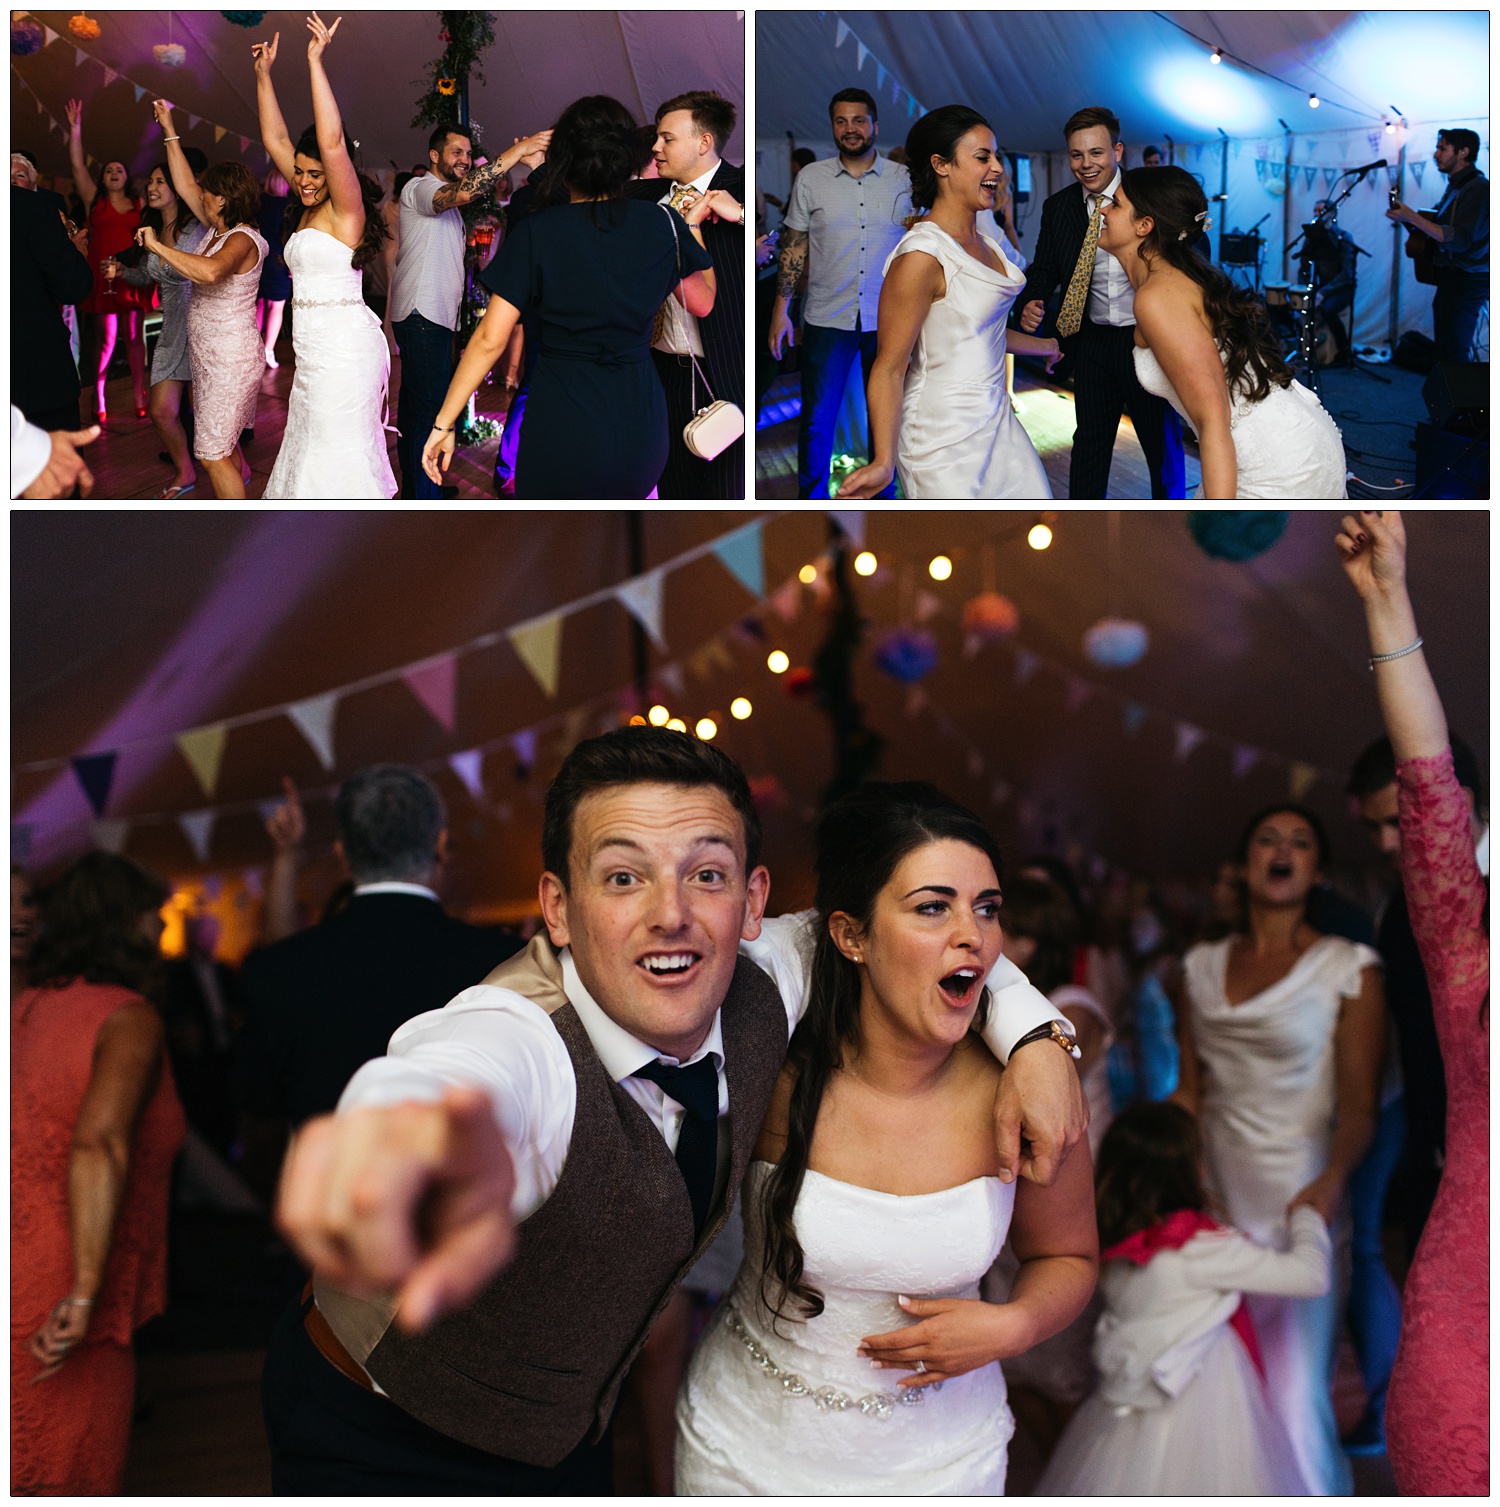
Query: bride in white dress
252 14 396 498
838 108 1062 500
675 783 1098 1493
1098 165 1346 498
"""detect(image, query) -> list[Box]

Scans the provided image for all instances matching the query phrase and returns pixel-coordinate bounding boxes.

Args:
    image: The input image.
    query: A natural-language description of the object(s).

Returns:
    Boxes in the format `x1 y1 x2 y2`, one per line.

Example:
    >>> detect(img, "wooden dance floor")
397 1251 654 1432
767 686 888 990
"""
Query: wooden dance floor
78 336 506 501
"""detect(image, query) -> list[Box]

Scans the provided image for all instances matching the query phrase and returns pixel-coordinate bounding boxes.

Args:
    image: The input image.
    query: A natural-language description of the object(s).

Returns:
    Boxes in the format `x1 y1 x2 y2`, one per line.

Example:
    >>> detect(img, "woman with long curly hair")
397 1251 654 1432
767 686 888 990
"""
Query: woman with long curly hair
839 106 1063 499
674 782 1097 1493
1097 164 1347 497
251 13 397 497
11 853 185 1494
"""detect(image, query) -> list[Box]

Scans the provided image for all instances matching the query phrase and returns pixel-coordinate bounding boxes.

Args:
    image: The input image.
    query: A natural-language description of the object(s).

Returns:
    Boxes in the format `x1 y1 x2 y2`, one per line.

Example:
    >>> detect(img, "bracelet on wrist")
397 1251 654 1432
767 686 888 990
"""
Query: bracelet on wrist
1010 1020 1082 1062
1368 635 1423 669
162 135 180 143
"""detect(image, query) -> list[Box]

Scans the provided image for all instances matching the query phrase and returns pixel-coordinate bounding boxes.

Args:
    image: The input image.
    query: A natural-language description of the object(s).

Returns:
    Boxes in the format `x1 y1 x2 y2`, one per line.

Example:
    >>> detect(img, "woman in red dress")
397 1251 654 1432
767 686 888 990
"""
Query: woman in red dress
1336 510 1488 1495
11 853 185 1495
65 98 153 424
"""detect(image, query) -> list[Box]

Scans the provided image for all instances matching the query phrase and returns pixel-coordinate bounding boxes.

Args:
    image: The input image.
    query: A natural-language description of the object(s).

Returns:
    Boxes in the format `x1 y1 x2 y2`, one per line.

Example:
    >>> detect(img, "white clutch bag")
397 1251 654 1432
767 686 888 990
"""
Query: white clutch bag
684 394 745 460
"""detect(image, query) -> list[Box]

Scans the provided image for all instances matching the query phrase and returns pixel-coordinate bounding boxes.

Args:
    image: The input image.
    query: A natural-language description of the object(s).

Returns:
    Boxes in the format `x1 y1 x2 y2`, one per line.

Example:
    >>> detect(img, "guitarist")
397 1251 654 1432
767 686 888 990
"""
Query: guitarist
1387 128 1489 362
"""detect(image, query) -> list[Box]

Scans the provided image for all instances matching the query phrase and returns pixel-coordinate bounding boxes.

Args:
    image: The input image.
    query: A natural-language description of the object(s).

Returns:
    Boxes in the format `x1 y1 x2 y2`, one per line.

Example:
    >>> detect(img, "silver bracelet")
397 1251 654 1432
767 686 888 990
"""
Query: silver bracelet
1368 636 1423 669
162 135 180 143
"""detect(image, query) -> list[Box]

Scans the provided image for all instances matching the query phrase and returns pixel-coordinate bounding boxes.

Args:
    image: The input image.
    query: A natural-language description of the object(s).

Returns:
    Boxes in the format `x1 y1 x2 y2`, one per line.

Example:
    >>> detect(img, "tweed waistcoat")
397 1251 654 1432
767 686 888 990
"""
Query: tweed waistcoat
360 944 787 1466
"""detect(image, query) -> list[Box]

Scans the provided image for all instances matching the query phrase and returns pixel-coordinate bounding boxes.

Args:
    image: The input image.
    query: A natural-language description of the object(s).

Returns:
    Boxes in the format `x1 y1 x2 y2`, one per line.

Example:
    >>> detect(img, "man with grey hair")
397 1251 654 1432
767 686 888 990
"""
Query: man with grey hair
236 765 522 1132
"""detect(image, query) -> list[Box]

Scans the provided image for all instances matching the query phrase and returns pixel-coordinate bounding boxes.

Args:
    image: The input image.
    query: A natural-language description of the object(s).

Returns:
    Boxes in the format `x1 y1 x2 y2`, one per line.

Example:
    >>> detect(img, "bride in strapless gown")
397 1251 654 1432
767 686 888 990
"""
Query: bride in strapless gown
674 782 1098 1495
1099 165 1346 499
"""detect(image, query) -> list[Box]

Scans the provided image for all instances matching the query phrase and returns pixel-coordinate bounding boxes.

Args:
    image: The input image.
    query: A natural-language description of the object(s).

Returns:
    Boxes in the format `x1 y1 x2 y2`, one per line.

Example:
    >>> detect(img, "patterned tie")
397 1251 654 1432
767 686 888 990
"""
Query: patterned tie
1055 194 1102 339
634 1055 720 1240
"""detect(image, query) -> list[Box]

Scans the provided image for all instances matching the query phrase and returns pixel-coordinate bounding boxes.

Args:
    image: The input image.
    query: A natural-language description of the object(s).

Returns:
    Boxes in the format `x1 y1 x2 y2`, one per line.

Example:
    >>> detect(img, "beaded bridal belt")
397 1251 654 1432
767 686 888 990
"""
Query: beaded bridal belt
724 1306 941 1420
291 297 366 310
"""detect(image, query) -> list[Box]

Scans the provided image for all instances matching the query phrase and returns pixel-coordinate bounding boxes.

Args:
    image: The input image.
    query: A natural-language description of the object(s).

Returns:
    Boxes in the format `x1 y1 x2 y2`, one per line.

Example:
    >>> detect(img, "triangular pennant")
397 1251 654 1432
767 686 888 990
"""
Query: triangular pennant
133 83 145 102
660 663 686 698
1014 648 1039 686
875 63 887 89
72 751 118 816
75 45 87 65
989 778 1012 808
966 749 985 779
907 96 919 119
402 653 458 733
187 113 200 130
287 692 339 770
1323 167 1337 190
511 728 538 770
1305 165 1317 190
176 723 227 798
913 588 943 624
856 41 868 70
102 66 118 86
179 809 216 863
826 509 866 549
1411 160 1426 186
616 569 668 652
1065 677 1094 715
712 521 766 600
91 818 130 853
214 124 227 143
238 135 251 154
1232 745 1260 780
835 18 849 46
44 25 59 45
891 76 901 105
1288 762 1319 802
448 749 486 800
1174 723 1205 763
11 824 33 865
508 613 563 697
770 580 801 623
1122 702 1148 736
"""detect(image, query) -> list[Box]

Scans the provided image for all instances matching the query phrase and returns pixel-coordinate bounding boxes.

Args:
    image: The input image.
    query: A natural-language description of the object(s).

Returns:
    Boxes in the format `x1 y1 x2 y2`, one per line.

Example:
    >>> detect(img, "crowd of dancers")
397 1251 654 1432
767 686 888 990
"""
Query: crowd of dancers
12 514 1486 1496
12 13 745 500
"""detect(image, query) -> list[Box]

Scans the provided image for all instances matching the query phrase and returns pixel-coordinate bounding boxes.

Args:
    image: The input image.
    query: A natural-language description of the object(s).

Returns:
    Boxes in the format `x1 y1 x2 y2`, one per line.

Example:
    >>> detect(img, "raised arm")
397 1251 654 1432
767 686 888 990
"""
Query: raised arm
303 13 363 232
139 222 259 286
251 30 296 186
64 99 96 215
151 100 208 226
430 131 553 215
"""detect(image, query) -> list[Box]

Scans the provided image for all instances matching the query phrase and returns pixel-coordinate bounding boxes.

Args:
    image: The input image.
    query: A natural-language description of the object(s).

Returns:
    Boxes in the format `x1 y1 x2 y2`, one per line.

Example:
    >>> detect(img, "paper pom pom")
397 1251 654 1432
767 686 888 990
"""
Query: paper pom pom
1083 616 1150 669
1186 511 1289 562
748 774 789 813
153 41 186 66
69 12 100 40
221 11 267 26
1265 173 1287 198
962 590 1020 644
874 627 939 684
11 16 44 54
782 666 816 698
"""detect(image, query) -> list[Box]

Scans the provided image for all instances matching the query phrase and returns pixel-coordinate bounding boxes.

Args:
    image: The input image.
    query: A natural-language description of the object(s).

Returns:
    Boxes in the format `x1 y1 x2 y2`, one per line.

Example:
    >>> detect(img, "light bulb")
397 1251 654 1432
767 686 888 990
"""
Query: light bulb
928 554 953 581
648 704 670 726
666 717 687 733
695 717 718 741
853 550 877 576
730 697 753 720
798 563 817 585
1384 120 1396 134
767 649 790 674
629 714 648 726
1308 93 1320 108
1028 523 1053 551
1210 46 1223 63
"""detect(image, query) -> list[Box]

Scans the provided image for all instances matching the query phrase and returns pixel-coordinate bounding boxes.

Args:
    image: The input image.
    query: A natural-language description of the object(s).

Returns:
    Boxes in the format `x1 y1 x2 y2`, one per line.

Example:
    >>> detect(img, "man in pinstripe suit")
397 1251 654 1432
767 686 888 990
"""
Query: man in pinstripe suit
1019 106 1184 499
627 92 745 499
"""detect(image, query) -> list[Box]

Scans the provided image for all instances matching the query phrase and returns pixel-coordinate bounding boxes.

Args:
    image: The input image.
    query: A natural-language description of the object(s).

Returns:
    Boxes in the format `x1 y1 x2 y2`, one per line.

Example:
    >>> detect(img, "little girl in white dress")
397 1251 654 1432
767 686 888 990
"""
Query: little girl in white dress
1039 1103 1330 1496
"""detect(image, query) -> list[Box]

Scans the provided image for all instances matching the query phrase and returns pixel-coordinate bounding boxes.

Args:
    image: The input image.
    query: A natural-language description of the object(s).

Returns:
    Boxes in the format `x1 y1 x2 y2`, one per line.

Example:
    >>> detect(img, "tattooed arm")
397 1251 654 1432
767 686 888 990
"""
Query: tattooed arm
767 227 808 359
430 132 552 214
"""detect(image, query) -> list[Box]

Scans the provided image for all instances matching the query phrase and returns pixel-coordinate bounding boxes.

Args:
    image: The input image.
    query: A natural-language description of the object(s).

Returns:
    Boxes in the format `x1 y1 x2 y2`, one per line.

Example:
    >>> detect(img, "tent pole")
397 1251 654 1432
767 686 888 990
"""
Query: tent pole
1282 126 1293 284
1216 129 1229 263
1389 140 1406 350
627 513 649 706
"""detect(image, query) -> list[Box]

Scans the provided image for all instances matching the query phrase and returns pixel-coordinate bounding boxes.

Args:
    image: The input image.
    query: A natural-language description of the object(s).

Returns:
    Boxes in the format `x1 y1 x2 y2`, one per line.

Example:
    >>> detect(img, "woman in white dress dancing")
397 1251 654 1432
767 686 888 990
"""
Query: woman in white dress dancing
1097 165 1347 498
253 14 396 498
839 107 1061 501
675 782 1097 1494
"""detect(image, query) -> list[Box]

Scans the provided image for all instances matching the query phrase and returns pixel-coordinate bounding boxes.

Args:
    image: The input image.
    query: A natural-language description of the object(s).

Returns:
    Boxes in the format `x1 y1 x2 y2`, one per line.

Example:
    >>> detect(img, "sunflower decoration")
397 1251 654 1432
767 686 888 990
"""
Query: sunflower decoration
437 77 457 96
68 11 101 40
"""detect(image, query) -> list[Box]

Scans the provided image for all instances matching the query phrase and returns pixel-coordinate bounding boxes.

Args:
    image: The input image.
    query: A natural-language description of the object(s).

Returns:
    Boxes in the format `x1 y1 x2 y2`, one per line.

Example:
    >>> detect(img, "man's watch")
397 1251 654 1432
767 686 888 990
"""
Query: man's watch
1009 1019 1081 1062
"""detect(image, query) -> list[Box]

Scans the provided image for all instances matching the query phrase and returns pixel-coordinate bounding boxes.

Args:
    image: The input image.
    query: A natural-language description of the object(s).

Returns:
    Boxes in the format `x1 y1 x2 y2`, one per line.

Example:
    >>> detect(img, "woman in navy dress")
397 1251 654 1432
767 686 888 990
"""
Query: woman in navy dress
422 95 729 498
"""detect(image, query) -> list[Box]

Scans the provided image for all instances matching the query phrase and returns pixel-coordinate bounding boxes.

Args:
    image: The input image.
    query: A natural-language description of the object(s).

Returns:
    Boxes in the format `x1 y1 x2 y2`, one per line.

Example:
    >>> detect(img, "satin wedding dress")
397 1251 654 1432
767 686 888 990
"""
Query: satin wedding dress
675 1161 1016 1494
264 227 397 498
1133 344 1346 498
886 220 1050 500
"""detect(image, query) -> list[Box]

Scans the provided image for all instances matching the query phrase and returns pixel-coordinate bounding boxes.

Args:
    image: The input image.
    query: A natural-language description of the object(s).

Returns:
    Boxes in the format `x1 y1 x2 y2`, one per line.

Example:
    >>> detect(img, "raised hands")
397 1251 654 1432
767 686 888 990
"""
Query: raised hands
306 11 341 61
151 98 174 134
1335 510 1408 603
65 98 83 133
511 129 552 170
265 775 307 851
251 29 279 76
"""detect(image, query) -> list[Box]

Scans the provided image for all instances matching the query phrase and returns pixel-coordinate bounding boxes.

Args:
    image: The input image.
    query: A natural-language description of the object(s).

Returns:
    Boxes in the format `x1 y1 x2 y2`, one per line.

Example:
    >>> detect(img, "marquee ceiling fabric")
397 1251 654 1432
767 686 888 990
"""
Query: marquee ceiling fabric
12 9 745 182
757 10 1489 154
11 511 1488 914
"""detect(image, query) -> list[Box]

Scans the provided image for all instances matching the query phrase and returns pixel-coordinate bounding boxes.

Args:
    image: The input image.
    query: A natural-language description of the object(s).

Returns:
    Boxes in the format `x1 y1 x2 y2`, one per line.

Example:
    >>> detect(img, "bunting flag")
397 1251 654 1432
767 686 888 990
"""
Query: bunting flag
1174 723 1205 763
44 25 59 45
875 62 886 89
1065 677 1094 715
561 705 591 750
1368 130 1383 155
913 588 943 624
891 76 900 105
856 41 868 70
966 748 985 779
448 749 486 800
179 809 216 863
989 779 1012 808
712 521 766 600
510 728 538 770
91 818 130 854
1304 165 1317 190
288 692 339 770
1122 701 1147 736
176 723 228 798
12 824 33 865
688 637 734 681
214 124 227 143
72 751 118 816
826 509 866 548
835 19 849 46
403 653 458 733
102 65 117 86
769 580 801 623
1411 160 1426 187
187 113 199 130
1288 762 1319 801
1014 648 1040 685
659 663 686 698
1255 159 1267 183
1323 166 1338 190
133 83 145 102
508 613 563 697
1232 745 1260 780
615 569 668 652
239 135 251 154
241 866 265 898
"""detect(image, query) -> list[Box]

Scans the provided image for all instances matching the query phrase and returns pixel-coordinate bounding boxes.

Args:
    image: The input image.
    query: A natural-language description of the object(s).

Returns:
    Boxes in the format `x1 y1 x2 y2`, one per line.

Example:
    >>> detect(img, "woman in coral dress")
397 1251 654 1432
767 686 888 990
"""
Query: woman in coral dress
11 854 186 1495
1336 509 1488 1495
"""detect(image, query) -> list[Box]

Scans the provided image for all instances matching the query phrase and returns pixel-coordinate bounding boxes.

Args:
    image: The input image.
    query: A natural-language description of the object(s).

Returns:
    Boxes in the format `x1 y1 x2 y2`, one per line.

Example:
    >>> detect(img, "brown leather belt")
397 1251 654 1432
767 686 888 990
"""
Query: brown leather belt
301 1278 374 1392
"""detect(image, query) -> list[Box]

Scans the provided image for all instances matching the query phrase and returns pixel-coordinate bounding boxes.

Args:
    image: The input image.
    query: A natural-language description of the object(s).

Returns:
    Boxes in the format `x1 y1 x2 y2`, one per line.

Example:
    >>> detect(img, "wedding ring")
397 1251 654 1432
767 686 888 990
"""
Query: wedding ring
914 1360 927 1374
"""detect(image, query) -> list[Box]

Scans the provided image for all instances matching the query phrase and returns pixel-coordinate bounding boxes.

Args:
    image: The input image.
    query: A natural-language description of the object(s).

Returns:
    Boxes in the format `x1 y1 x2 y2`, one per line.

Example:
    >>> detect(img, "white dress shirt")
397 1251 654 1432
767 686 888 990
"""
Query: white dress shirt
653 164 718 359
11 404 53 496
1084 168 1137 327
339 910 1066 1223
352 881 441 902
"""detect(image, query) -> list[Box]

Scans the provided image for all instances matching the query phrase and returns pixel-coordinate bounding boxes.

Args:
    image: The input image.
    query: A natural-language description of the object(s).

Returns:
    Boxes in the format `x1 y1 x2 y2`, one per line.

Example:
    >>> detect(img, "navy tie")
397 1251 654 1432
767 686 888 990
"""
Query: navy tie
634 1055 720 1241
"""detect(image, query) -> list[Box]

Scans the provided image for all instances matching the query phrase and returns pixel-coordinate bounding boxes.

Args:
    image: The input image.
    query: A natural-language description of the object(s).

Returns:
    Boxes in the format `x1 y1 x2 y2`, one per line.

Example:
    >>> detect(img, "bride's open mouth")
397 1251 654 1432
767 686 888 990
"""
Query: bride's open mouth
937 967 982 1007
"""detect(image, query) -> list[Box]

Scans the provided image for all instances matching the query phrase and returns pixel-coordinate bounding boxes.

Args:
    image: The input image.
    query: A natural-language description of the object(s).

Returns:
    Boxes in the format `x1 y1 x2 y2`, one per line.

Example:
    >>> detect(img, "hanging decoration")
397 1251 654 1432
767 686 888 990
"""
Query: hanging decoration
220 12 267 27
11 14 44 54
1186 511 1289 562
413 10 495 131
783 665 816 698
437 77 457 95
68 12 100 40
448 750 485 801
177 724 228 798
72 751 118 817
747 774 789 813
1083 616 1149 669
961 590 1020 651
403 654 458 733
179 810 217 864
288 692 339 771
154 42 186 66
825 509 867 550
873 626 939 684
1232 745 1260 780
1288 762 1319 802
509 612 563 698
712 522 766 600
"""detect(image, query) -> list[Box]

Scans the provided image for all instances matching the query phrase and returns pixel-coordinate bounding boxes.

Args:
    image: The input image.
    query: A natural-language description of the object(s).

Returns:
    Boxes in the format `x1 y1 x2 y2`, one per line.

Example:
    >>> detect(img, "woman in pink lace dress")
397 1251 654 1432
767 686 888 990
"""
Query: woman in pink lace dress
1336 510 1488 1495
139 131 267 498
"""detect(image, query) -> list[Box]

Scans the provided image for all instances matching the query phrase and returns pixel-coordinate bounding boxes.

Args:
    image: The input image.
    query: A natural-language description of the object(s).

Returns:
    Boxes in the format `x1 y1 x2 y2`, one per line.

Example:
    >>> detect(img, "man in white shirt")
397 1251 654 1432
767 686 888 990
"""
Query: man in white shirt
268 727 1087 1492
1019 105 1184 499
10 404 98 498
